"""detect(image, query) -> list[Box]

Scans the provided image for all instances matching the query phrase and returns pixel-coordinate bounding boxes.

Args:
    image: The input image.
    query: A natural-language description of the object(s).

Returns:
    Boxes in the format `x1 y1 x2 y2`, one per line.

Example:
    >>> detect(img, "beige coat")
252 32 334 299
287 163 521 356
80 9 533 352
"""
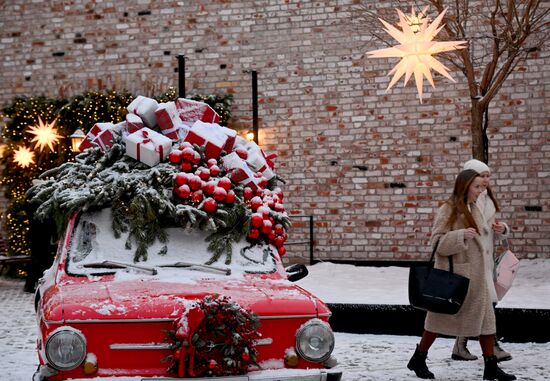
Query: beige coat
424 202 496 337
476 190 510 304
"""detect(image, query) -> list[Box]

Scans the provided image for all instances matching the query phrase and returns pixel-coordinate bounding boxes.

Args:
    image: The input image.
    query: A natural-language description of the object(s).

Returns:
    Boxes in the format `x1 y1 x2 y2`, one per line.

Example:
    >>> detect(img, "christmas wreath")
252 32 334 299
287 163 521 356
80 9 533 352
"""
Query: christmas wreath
169 295 260 377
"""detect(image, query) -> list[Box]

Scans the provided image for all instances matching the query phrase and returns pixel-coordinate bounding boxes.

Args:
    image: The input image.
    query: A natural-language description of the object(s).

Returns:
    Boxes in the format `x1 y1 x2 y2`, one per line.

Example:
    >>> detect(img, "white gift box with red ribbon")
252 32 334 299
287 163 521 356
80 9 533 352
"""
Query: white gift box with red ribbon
183 120 228 159
127 95 158 128
79 122 119 152
244 141 276 180
126 127 172 167
176 98 220 125
221 152 260 190
161 122 189 141
126 113 144 134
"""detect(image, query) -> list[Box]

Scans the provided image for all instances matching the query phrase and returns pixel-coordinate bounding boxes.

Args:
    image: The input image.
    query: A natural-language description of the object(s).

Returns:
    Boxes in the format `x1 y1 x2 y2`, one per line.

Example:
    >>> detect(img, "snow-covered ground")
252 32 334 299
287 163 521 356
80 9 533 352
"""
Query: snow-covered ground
1 259 549 381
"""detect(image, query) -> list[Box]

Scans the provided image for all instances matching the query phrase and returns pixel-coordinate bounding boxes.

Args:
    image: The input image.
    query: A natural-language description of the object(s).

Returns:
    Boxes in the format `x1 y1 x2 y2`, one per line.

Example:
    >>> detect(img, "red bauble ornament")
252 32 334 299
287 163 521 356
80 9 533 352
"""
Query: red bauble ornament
266 199 275 208
217 177 232 191
273 235 285 248
189 175 203 191
250 196 263 211
261 219 273 234
179 142 193 150
197 167 210 181
168 150 182 164
257 205 271 218
274 224 284 235
241 352 250 361
175 172 188 186
192 151 202 165
203 181 216 195
207 158 217 168
243 187 254 201
192 190 204 203
213 187 227 202
180 161 193 172
202 197 217 214
208 360 217 369
235 147 248 160
250 213 264 228
209 165 220 177
248 229 260 239
225 190 236 204
274 203 285 212
174 184 191 199
181 147 195 162
268 231 276 241
277 246 286 256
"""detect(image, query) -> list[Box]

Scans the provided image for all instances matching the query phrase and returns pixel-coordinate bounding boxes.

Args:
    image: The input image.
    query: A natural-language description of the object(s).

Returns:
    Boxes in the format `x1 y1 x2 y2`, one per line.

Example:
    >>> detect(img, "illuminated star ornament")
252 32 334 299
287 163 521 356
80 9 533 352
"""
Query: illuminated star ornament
27 116 62 152
367 8 467 103
13 146 35 168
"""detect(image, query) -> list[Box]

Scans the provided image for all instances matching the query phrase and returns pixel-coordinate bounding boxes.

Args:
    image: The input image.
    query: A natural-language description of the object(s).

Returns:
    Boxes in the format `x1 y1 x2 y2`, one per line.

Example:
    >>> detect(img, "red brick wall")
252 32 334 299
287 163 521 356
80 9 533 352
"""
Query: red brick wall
0 1 548 261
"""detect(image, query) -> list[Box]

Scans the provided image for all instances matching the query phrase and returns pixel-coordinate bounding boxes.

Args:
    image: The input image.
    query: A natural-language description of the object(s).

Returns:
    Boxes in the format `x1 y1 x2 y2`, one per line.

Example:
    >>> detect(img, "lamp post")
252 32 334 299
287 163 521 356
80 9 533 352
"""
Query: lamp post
69 129 86 152
177 54 186 98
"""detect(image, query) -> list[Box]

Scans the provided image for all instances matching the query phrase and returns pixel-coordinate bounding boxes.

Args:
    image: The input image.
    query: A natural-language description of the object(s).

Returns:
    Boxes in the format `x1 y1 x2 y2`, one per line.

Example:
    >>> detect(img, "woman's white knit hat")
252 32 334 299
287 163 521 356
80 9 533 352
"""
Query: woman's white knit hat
463 159 490 174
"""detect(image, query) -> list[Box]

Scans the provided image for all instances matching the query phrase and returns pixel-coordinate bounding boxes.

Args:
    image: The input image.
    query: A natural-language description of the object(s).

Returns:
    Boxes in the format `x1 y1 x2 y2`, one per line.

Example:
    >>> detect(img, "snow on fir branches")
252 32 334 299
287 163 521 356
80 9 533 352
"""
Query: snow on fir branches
27 131 290 264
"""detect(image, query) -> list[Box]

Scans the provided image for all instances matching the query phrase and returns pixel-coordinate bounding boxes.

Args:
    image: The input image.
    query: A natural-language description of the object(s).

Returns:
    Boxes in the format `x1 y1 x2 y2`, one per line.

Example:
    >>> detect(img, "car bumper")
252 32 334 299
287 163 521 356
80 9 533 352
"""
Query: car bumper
33 366 342 381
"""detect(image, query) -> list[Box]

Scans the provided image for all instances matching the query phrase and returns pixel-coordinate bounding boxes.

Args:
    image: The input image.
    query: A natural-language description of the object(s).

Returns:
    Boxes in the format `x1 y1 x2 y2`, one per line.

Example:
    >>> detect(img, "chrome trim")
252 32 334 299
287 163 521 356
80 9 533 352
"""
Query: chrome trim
110 343 173 350
259 313 330 320
255 338 273 345
44 318 175 324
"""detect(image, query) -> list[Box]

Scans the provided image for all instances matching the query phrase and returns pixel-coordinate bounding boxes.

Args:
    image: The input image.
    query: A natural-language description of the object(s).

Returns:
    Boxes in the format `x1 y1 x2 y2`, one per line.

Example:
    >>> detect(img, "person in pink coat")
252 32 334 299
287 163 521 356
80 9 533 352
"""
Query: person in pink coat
451 159 512 362
407 169 516 380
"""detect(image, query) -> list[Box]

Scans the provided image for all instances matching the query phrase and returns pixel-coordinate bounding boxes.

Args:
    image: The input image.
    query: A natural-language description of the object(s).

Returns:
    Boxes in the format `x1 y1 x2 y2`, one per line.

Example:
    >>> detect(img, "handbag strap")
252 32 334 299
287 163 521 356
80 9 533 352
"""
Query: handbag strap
429 238 454 274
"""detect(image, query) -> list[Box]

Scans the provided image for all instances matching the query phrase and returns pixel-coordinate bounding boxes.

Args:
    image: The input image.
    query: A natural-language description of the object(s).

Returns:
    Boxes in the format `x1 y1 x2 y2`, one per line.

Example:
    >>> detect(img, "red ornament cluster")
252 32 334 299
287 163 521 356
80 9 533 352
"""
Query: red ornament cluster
171 142 236 214
245 187 288 256
170 141 288 256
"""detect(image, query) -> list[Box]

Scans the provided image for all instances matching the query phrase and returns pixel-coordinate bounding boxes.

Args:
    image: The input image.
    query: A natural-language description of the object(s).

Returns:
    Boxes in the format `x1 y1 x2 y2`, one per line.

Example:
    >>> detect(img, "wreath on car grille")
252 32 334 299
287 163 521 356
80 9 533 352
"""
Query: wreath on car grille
169 295 261 377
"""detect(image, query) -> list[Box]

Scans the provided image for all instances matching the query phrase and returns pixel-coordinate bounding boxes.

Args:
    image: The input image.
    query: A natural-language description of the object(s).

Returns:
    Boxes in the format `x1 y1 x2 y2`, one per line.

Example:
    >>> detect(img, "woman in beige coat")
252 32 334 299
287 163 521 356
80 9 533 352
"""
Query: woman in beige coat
452 159 512 362
407 170 516 381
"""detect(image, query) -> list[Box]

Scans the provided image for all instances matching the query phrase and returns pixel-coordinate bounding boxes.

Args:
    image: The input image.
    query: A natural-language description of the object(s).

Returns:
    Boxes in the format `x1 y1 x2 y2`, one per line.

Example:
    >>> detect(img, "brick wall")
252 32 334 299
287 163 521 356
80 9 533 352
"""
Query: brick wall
0 0 548 261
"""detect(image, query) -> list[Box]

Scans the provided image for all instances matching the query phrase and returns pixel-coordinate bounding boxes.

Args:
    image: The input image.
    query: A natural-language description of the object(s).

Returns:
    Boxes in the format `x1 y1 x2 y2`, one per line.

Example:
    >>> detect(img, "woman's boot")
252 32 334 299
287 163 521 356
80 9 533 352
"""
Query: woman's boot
483 355 516 380
407 345 435 379
452 336 478 361
494 338 512 362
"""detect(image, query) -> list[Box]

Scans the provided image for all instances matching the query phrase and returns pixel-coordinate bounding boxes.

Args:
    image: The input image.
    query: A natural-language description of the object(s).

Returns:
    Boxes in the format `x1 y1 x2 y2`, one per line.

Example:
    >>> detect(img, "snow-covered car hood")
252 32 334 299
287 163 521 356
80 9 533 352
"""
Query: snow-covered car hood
42 277 321 322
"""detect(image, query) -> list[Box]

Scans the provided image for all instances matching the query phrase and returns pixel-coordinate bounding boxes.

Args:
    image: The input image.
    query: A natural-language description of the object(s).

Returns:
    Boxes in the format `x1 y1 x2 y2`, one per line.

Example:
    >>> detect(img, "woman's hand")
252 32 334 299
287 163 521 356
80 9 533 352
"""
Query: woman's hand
492 221 506 235
464 227 478 240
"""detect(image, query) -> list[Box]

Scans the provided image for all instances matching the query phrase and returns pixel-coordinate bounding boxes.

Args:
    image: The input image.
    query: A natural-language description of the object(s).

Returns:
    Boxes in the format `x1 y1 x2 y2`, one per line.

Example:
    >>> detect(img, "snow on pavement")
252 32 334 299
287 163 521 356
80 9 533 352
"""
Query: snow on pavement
2 259 550 380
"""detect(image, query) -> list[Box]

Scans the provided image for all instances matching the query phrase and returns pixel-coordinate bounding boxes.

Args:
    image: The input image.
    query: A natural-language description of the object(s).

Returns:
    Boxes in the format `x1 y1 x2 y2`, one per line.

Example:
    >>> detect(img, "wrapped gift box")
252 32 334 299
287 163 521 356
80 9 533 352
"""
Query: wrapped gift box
79 122 117 152
126 127 172 167
161 122 189 141
219 125 237 153
183 121 228 159
244 142 276 180
127 95 158 128
221 152 260 190
126 113 144 133
176 98 220 125
155 102 180 133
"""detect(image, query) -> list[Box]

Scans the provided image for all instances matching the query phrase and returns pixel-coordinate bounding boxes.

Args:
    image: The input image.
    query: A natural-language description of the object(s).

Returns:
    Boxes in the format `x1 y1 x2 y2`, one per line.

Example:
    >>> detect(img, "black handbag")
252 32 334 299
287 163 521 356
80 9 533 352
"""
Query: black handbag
408 240 470 314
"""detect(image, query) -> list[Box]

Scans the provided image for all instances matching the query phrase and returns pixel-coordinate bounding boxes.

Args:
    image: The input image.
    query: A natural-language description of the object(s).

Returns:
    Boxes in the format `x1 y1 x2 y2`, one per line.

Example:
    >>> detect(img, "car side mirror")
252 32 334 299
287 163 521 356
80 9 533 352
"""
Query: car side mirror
285 263 309 282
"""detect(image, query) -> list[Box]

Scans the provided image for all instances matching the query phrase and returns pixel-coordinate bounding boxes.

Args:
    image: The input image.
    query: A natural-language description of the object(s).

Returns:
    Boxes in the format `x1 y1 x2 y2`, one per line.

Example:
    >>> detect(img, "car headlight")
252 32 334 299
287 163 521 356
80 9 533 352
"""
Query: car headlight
45 327 87 370
295 319 335 362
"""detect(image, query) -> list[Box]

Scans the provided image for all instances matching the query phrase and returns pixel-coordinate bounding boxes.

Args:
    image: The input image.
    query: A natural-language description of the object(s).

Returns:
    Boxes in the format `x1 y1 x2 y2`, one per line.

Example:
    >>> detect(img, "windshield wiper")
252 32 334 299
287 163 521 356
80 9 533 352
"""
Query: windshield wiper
159 261 231 275
82 260 157 275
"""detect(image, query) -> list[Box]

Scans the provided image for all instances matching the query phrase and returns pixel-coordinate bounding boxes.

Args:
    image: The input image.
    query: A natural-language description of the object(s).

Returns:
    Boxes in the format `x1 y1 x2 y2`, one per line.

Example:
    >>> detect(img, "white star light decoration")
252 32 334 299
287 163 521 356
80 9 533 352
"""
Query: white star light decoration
27 116 62 152
13 146 35 168
367 8 467 103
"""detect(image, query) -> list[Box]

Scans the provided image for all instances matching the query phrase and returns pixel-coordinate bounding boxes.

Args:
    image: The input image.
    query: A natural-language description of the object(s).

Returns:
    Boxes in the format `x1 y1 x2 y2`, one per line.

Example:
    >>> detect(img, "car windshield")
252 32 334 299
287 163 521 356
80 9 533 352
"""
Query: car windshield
66 209 279 278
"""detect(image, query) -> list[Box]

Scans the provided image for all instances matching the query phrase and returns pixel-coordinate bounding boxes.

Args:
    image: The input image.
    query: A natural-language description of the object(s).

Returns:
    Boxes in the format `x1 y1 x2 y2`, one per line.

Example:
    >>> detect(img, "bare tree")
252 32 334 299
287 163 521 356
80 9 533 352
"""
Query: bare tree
355 0 549 163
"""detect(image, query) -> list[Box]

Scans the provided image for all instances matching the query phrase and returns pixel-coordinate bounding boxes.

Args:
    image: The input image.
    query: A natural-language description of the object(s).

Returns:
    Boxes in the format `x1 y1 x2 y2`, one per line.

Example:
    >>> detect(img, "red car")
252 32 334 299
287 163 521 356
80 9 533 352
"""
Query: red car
33 209 342 381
